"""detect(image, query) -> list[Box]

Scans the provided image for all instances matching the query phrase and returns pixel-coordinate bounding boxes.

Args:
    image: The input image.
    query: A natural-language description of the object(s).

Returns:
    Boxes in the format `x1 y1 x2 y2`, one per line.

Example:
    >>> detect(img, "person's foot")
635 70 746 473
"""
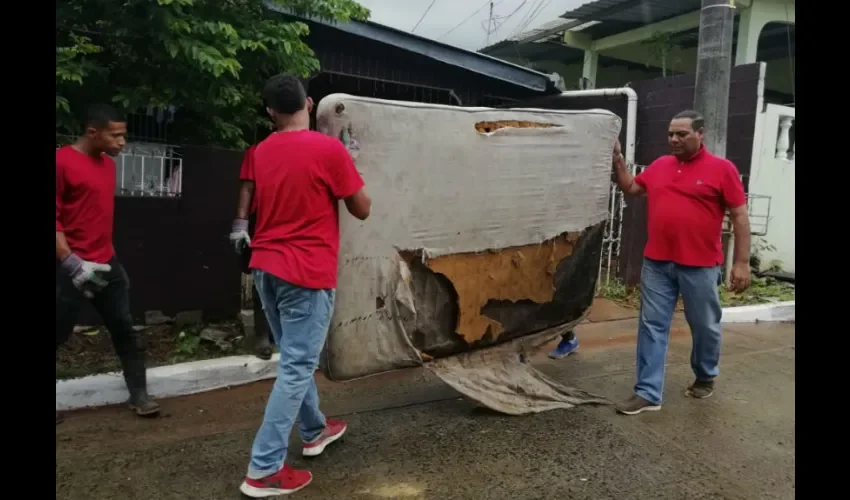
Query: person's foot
254 344 273 361
685 379 715 399
239 464 313 498
56 411 65 425
549 336 579 359
302 420 347 457
616 395 662 415
128 391 161 417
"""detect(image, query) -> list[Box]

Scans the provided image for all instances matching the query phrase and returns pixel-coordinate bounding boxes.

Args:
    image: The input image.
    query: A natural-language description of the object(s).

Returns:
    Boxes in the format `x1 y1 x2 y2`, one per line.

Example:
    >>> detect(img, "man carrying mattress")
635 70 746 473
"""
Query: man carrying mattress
610 110 751 415
235 74 372 498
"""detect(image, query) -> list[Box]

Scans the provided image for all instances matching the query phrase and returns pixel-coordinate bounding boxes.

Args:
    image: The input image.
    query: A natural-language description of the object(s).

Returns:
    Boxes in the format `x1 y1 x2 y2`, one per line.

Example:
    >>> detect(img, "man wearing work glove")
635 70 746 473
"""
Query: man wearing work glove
231 144 274 360
56 104 160 425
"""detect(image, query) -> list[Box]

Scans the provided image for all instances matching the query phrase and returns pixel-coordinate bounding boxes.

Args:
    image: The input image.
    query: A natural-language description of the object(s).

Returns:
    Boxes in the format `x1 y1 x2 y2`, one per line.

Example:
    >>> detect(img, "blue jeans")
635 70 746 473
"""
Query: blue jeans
247 270 335 479
634 258 722 405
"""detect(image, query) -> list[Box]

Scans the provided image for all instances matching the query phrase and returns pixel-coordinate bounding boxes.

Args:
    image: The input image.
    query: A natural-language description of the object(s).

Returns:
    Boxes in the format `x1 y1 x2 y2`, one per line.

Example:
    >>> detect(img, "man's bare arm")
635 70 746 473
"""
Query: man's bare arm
728 205 751 265
56 231 72 261
612 140 645 196
236 180 255 219
344 188 371 220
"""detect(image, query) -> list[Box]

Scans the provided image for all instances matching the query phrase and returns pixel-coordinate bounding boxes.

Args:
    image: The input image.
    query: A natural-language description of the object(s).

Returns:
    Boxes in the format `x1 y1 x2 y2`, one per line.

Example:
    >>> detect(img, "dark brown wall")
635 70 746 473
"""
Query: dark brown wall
79 146 244 324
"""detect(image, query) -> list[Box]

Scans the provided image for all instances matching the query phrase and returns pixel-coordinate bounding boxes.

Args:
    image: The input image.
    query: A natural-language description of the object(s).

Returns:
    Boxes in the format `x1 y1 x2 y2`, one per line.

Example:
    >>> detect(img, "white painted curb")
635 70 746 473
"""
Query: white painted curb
57 301 795 411
721 301 795 323
56 353 280 411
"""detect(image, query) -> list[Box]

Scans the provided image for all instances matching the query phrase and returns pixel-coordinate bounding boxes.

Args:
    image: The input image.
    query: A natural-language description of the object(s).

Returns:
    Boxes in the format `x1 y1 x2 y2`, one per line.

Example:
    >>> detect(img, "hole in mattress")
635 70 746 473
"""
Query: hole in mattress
474 120 560 134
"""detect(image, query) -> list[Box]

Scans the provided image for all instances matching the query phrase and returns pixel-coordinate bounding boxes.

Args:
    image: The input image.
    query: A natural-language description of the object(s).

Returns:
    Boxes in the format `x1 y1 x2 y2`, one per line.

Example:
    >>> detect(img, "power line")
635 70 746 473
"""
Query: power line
412 0 437 33
513 0 554 38
483 0 527 41
507 0 541 38
437 0 492 40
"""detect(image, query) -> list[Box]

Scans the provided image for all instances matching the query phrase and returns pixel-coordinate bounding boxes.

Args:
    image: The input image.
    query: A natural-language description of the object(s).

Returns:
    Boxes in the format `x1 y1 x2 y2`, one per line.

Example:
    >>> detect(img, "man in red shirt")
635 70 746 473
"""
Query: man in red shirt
235 74 371 498
611 110 752 415
56 104 160 424
230 143 274 360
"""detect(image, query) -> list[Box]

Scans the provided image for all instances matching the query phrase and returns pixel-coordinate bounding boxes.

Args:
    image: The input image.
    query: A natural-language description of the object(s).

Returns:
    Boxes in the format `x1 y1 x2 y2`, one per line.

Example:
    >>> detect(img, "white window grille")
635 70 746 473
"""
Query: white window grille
723 192 771 236
115 142 182 198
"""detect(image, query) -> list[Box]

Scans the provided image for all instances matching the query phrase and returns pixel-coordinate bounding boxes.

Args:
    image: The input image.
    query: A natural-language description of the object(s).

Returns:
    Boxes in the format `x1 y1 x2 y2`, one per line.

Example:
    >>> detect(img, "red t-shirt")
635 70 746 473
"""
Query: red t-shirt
239 144 258 214
249 130 365 289
56 146 116 264
634 146 746 267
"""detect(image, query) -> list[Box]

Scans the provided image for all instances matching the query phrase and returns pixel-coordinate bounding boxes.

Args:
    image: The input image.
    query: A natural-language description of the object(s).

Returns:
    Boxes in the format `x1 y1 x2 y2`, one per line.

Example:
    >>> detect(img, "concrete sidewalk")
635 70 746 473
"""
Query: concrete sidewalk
55 318 795 500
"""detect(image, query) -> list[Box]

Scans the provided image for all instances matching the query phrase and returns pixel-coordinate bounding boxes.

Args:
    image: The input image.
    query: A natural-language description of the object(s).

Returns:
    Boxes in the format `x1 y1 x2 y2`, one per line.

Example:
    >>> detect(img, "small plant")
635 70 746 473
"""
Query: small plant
643 31 681 77
173 328 202 362
750 238 780 272
597 278 641 308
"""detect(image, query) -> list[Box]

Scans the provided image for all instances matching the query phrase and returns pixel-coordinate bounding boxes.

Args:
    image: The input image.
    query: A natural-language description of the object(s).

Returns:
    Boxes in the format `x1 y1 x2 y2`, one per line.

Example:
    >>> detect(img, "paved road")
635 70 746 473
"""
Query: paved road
56 318 795 500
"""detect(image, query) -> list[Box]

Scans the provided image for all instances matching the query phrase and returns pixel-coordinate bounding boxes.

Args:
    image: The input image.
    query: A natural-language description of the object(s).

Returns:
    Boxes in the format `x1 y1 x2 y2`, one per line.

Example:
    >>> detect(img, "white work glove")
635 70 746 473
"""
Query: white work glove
229 218 251 254
60 253 112 299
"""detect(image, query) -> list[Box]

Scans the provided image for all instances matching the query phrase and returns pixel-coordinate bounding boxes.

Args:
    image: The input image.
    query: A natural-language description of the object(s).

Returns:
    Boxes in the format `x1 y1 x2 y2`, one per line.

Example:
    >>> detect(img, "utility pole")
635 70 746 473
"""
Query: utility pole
486 2 494 46
693 0 735 156
693 0 737 282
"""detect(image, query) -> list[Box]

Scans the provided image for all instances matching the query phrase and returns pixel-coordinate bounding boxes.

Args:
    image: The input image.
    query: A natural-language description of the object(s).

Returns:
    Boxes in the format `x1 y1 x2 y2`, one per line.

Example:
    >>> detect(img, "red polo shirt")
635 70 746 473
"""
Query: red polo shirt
634 146 746 267
239 144 258 214
249 130 364 290
56 146 116 264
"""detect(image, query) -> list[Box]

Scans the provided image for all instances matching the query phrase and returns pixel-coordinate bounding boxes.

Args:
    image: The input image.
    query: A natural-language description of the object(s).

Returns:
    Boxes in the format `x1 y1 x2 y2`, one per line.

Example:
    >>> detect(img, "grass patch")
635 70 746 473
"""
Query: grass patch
598 275 794 309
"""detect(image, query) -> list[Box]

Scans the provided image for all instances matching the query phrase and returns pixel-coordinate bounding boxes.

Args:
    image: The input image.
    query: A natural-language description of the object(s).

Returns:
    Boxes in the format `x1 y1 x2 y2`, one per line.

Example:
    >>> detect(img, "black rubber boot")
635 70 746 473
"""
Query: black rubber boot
120 353 161 417
251 287 274 361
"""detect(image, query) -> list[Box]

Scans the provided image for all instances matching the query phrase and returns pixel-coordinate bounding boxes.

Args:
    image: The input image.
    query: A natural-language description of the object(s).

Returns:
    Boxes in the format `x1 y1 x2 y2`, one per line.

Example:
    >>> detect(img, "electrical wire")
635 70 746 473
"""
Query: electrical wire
412 0 437 33
437 0 493 40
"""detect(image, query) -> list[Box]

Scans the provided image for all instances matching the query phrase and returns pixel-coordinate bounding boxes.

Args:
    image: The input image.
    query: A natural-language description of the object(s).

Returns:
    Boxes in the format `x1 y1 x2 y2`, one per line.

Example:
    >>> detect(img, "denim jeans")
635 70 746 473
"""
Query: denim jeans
247 270 335 479
634 258 723 405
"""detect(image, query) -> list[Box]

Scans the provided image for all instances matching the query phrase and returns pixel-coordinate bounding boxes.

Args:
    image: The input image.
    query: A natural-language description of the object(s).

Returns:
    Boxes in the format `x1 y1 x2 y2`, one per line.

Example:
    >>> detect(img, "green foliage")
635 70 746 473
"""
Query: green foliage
56 0 369 148
718 276 795 307
174 329 203 361
598 274 794 309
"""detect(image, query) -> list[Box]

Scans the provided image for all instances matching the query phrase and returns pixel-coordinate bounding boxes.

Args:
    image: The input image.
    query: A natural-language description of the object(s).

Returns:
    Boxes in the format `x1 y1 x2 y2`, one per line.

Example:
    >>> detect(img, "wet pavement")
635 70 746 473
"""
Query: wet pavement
56 316 795 500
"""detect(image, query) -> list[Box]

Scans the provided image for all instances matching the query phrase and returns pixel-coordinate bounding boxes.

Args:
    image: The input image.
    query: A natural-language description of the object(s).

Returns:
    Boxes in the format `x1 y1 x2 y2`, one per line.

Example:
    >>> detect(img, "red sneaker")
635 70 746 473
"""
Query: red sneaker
302 420 347 457
239 464 312 498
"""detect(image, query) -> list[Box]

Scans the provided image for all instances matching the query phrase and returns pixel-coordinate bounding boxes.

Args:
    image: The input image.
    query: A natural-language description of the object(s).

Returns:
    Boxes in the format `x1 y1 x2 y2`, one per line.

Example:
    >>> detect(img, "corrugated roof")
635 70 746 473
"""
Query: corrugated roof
562 0 702 24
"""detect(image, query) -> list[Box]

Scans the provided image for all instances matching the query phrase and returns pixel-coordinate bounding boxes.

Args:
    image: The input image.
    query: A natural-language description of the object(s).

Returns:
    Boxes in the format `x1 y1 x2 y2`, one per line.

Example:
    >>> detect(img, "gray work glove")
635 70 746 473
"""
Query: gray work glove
60 253 112 299
229 218 251 254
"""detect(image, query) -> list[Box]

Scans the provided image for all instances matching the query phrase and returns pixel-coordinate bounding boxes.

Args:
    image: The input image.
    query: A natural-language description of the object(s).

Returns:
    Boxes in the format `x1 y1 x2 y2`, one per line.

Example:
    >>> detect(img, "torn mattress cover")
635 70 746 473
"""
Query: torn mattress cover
315 93 622 382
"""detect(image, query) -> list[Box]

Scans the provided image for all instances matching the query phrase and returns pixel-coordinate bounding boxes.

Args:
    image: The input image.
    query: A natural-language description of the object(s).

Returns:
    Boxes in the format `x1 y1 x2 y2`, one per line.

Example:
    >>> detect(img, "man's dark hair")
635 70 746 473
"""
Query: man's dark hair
82 103 125 130
262 74 308 115
672 110 705 131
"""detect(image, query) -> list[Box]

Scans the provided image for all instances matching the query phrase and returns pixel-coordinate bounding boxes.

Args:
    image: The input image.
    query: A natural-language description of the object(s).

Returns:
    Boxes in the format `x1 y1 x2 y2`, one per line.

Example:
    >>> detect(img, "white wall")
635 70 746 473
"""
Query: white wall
748 102 795 272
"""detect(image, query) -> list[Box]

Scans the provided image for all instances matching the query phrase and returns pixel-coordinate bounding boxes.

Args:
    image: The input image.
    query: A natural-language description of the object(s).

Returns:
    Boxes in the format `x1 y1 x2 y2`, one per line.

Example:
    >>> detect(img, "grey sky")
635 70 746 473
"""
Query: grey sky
354 0 585 52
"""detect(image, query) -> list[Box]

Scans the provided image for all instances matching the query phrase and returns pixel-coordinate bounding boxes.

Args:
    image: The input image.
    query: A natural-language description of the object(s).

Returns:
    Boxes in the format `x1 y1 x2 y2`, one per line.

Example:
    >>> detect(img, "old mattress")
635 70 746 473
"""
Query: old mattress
315 93 621 383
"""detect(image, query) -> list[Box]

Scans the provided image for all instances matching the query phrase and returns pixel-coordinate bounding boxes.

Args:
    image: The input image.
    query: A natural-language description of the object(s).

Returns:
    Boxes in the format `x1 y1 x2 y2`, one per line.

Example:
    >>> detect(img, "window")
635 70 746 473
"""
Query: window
115 142 182 198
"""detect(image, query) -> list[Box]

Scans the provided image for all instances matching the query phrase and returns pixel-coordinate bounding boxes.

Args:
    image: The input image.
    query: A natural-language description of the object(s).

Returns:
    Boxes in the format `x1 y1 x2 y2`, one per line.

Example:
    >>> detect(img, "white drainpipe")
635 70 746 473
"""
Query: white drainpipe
555 88 639 289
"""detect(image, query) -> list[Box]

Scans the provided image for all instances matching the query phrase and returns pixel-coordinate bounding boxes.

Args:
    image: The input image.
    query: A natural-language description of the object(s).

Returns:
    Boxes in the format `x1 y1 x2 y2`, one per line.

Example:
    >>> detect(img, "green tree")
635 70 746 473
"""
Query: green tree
56 0 369 148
